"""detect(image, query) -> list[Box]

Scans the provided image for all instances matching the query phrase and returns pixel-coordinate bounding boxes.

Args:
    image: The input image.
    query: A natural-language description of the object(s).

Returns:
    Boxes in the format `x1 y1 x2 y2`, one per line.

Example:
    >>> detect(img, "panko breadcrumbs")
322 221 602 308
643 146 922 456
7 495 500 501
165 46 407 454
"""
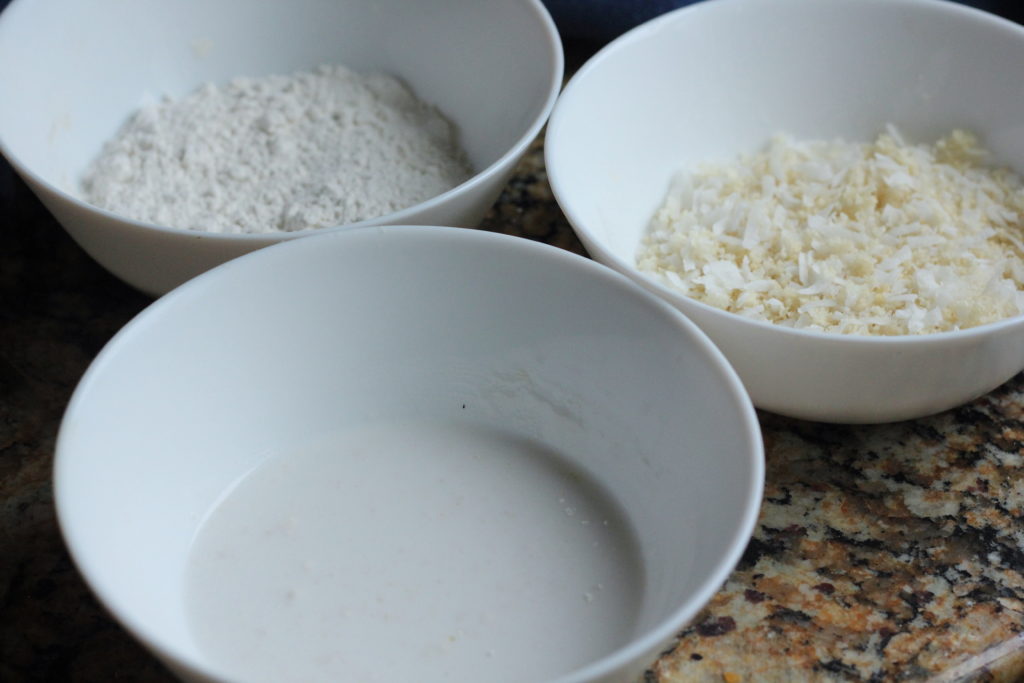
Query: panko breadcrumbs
636 127 1024 335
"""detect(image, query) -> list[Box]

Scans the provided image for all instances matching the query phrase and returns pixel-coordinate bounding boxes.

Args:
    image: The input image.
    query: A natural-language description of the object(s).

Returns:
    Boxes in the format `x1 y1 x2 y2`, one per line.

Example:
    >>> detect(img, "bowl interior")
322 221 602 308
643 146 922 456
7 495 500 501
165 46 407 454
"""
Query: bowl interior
0 0 559 198
55 227 762 681
546 0 1024 265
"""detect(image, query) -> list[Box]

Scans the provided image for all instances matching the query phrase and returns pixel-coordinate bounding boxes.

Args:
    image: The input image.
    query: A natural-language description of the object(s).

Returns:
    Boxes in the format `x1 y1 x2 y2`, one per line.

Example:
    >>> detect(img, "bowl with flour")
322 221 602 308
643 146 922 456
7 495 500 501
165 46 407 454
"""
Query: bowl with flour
545 0 1024 423
0 0 563 295
55 226 764 683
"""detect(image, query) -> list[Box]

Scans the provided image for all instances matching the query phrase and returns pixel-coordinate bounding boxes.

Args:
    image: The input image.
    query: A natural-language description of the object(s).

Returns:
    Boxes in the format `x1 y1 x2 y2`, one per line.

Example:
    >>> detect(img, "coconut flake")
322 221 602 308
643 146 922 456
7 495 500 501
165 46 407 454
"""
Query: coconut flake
637 128 1024 335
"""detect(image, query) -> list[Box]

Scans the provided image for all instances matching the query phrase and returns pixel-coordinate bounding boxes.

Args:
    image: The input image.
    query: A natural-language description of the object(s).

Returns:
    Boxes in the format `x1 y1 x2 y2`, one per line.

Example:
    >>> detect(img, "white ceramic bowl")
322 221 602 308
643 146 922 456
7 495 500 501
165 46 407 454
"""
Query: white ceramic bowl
0 0 562 296
545 0 1024 424
55 226 763 683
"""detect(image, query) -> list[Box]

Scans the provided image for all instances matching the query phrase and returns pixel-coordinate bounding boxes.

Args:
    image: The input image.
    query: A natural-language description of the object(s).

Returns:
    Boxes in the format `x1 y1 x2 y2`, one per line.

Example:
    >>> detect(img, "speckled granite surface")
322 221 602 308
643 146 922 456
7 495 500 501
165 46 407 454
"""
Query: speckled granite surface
650 395 1024 683
3 50 1024 683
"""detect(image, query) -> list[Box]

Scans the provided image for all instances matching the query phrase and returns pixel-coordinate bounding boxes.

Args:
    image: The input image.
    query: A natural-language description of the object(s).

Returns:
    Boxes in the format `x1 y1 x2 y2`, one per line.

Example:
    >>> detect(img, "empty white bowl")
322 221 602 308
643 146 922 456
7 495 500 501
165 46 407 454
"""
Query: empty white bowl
545 0 1024 423
55 226 763 683
0 0 562 296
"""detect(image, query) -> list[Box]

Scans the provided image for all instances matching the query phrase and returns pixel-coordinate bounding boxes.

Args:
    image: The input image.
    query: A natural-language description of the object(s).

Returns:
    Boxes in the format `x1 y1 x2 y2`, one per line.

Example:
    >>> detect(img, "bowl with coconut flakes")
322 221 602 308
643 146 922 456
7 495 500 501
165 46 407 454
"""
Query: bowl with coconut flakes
0 0 563 296
546 0 1024 423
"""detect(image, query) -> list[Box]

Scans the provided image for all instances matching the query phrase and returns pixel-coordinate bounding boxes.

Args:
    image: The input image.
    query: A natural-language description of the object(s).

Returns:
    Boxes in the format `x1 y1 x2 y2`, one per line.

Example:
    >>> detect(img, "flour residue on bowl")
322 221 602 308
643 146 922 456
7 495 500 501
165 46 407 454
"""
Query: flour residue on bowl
184 420 643 682
81 65 473 234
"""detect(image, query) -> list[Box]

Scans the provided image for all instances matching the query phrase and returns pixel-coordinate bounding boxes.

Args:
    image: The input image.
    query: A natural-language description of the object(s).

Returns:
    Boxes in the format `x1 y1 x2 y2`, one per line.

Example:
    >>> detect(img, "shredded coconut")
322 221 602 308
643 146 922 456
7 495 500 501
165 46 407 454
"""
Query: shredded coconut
637 128 1024 335
81 64 473 234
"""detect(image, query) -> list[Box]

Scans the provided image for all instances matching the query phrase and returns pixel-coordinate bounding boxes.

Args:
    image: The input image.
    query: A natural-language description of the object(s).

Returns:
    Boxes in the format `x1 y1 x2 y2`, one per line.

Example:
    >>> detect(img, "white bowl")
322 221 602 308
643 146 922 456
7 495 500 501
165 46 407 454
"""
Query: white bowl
0 0 562 296
545 0 1024 423
54 226 764 683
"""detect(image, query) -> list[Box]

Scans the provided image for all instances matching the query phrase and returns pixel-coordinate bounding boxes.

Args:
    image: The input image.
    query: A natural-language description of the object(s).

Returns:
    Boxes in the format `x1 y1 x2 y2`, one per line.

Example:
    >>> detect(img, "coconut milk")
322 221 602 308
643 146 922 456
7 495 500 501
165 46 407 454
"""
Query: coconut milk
184 420 644 682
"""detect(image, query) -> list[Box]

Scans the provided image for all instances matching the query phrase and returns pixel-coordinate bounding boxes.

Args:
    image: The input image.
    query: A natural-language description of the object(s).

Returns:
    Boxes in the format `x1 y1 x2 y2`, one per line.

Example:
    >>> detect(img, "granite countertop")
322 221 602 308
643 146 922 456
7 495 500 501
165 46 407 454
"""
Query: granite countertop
4 129 1024 683
3 46 1024 683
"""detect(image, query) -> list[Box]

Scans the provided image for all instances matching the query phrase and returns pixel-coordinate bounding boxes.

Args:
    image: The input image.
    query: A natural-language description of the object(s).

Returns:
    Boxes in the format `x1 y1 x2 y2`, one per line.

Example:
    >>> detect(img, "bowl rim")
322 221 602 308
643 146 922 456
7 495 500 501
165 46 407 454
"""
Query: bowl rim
54 225 765 683
0 0 564 241
544 0 1024 348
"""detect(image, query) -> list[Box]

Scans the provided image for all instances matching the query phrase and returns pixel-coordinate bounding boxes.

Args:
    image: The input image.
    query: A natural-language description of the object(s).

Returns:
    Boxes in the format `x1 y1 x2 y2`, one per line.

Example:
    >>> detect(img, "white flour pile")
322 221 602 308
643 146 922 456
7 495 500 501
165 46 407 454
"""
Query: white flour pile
637 128 1024 335
81 65 473 233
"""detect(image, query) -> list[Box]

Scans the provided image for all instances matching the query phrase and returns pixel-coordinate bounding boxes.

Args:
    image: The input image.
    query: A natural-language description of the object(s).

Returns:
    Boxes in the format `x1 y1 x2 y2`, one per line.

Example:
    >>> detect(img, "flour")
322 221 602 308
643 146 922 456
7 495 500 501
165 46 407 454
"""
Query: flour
81 65 473 234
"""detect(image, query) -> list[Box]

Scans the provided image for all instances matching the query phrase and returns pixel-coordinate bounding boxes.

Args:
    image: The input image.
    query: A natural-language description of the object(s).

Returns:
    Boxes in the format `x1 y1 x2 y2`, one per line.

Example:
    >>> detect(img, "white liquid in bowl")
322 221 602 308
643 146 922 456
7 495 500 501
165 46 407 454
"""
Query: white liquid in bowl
184 420 644 682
